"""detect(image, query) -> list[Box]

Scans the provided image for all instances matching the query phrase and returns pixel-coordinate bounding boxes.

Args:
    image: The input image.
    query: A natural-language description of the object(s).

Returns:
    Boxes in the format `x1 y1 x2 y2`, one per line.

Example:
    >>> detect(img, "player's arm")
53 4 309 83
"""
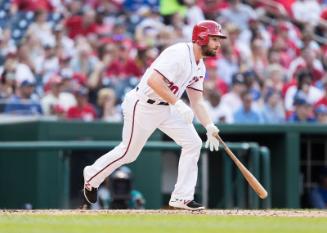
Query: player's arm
147 70 194 124
186 88 212 126
147 70 178 104
186 88 220 151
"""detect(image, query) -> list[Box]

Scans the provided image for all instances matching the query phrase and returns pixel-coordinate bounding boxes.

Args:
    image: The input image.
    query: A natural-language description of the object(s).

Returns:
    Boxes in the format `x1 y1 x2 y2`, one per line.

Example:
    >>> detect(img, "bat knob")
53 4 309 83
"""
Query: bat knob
259 191 268 199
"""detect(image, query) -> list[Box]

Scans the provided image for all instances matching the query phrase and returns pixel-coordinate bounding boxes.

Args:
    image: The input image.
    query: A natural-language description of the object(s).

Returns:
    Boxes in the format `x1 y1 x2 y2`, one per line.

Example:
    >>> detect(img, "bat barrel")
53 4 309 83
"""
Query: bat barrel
214 133 268 200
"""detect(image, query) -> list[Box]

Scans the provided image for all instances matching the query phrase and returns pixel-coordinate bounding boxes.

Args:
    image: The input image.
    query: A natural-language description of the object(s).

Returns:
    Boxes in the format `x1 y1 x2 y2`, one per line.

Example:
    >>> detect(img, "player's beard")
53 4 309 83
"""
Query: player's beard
201 45 217 57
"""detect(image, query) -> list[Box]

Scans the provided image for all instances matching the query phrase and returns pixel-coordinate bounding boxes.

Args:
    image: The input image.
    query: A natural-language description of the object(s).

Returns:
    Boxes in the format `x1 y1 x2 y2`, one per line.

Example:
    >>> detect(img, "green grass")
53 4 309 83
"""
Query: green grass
0 213 326 233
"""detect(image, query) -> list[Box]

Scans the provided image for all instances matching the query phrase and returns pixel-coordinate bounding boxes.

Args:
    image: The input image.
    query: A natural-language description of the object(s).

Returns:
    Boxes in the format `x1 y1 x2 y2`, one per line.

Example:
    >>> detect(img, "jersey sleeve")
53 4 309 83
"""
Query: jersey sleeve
187 65 205 92
187 76 204 92
151 47 185 82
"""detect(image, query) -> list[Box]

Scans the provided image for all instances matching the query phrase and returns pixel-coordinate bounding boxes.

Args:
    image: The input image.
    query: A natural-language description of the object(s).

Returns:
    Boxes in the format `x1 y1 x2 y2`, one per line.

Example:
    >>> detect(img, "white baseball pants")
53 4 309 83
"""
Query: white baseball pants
84 89 202 200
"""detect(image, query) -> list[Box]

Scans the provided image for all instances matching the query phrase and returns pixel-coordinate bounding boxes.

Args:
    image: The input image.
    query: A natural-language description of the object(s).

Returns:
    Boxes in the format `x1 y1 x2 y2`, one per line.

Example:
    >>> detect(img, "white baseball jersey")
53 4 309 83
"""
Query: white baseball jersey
137 42 206 101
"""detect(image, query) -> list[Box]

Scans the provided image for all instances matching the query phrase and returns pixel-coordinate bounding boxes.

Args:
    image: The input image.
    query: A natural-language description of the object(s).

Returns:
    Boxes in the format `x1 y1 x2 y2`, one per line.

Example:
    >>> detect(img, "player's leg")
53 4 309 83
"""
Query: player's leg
83 94 164 203
158 117 204 210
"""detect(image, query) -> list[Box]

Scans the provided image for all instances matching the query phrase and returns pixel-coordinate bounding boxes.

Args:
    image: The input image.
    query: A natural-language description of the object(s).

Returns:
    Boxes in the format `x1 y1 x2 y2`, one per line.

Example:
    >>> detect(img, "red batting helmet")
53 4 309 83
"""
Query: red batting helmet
192 20 227 46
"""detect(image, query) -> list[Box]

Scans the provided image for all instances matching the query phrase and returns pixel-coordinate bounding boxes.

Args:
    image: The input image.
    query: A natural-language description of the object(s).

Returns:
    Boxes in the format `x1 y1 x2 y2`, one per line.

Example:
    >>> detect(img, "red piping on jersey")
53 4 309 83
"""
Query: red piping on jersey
86 100 139 184
187 86 203 92
154 68 170 81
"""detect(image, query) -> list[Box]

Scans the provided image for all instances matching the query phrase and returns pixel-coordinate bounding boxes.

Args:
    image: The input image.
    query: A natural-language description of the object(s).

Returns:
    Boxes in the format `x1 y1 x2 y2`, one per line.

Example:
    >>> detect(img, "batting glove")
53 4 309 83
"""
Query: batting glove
205 123 220 151
173 100 194 124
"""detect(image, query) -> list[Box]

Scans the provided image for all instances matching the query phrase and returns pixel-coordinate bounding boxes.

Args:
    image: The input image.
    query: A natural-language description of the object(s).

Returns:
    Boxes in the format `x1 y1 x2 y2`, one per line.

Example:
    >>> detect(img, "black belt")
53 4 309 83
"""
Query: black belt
136 87 169 106
146 99 169 105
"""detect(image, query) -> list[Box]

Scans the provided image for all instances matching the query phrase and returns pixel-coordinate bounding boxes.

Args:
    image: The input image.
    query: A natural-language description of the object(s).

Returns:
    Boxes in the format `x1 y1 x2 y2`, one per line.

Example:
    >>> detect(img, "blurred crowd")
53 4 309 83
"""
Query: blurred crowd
2 0 327 123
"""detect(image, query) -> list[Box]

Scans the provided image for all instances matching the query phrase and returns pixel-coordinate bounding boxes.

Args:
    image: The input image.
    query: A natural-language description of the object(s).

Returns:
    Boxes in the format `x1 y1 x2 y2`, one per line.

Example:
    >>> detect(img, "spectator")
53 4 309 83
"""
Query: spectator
135 47 159 74
205 59 228 95
26 10 54 46
64 8 99 39
285 70 323 112
15 45 36 85
96 88 122 122
288 92 316 122
242 70 262 110
219 0 257 32
105 43 142 80
216 42 239 85
270 21 300 69
300 29 320 53
0 54 17 99
88 43 118 90
53 76 76 112
261 89 285 123
135 7 166 48
41 75 65 117
169 12 190 43
292 0 321 26
264 64 286 93
203 88 233 124
197 0 229 20
184 0 205 27
4 80 42 115
247 16 271 49
35 42 59 84
309 167 327 208
0 29 17 63
11 0 54 13
22 34 43 68
52 24 75 55
288 47 324 82
248 39 269 79
234 90 262 124
315 105 327 123
220 73 247 114
314 77 327 108
71 39 98 77
224 23 250 63
66 87 97 121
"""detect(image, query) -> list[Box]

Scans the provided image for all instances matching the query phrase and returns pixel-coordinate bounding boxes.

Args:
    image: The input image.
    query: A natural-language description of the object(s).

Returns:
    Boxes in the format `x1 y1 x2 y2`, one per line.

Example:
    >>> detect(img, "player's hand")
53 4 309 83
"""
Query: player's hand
173 100 194 124
205 123 220 151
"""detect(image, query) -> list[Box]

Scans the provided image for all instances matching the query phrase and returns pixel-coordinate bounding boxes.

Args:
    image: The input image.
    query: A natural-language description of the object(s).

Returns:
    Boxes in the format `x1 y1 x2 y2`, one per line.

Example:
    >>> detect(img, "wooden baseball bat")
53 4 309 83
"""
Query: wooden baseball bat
214 133 268 199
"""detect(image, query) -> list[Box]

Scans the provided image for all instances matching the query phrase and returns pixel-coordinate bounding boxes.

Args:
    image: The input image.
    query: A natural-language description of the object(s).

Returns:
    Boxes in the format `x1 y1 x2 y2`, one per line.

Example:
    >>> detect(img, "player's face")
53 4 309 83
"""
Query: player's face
201 36 221 57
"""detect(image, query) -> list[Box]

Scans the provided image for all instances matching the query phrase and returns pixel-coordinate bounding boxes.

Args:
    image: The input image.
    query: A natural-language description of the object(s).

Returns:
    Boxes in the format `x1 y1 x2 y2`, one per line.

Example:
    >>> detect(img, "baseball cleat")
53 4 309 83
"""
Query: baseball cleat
83 183 98 204
169 198 205 210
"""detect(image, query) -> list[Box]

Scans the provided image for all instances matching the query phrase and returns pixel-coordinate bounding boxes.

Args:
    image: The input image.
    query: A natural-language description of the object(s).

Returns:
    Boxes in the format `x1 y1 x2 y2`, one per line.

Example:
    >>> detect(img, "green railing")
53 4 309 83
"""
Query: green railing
0 140 270 209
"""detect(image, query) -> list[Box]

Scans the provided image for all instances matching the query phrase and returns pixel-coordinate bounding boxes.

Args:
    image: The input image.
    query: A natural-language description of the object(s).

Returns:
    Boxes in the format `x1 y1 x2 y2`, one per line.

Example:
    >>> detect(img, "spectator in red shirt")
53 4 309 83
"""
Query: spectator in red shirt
288 47 325 83
11 0 54 12
64 9 99 39
105 44 142 79
205 59 229 95
197 0 229 19
66 87 97 121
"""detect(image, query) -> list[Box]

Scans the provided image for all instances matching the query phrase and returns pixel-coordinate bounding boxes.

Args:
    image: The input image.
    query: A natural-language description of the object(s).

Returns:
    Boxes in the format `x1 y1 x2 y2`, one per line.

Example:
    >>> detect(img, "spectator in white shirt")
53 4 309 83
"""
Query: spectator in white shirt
220 73 247 114
292 0 322 26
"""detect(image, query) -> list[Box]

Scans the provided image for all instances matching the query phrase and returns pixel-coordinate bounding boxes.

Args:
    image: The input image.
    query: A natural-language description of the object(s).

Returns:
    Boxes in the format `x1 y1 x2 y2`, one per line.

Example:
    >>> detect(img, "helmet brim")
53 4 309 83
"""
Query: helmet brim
210 34 227 39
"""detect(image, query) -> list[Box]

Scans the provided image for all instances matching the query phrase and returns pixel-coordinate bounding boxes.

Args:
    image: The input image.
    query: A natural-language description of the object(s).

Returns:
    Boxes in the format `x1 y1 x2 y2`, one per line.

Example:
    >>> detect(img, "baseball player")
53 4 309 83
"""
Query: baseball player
83 20 227 210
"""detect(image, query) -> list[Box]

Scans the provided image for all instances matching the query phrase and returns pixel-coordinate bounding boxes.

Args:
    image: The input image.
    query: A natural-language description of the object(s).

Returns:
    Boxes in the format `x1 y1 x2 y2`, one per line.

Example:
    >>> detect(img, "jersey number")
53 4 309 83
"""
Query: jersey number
167 81 179 94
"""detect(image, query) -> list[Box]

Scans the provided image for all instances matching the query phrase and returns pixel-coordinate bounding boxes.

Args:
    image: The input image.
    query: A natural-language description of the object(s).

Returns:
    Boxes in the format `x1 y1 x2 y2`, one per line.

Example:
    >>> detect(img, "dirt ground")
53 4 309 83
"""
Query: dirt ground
1 209 326 217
